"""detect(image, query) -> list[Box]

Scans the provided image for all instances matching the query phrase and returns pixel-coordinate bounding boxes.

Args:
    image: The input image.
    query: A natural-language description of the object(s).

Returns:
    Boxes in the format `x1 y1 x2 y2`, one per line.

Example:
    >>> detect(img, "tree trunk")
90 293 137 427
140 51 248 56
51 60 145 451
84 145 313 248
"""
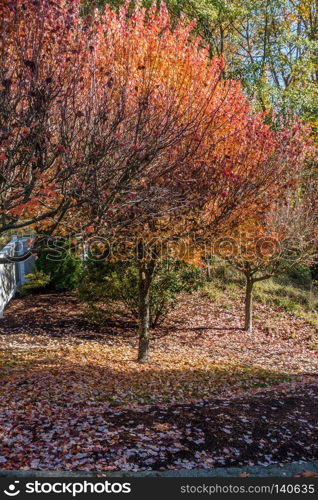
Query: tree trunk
137 255 156 363
206 257 212 281
244 278 254 332
309 277 314 310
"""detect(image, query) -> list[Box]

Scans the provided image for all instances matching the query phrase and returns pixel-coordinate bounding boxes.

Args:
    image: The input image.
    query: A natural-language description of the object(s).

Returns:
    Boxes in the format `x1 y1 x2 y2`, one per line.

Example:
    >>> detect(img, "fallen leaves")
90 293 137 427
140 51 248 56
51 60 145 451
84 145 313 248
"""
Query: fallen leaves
0 343 292 408
0 291 317 471
0 378 317 471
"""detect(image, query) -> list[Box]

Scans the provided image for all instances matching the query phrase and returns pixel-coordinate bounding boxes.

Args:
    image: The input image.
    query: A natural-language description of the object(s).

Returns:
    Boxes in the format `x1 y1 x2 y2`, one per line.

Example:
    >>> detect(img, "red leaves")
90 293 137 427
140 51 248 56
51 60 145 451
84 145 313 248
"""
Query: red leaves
1 0 315 249
10 198 41 217
10 205 24 217
57 144 68 153
223 166 237 182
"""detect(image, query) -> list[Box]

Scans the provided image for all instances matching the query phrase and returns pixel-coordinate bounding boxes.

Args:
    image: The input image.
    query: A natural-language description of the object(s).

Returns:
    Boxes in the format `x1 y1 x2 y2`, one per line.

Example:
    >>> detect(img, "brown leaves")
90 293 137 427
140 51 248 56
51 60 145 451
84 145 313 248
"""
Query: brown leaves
0 291 317 471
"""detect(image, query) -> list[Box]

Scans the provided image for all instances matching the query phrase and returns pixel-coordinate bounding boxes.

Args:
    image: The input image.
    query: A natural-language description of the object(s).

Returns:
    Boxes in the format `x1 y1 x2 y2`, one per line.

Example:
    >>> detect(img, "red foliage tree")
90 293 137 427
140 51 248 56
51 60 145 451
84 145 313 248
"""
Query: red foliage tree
0 0 94 237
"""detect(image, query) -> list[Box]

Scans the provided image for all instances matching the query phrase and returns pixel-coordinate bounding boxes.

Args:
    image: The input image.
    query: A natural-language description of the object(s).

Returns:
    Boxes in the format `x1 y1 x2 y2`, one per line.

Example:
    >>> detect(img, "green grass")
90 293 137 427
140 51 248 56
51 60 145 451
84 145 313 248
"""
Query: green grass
253 278 318 329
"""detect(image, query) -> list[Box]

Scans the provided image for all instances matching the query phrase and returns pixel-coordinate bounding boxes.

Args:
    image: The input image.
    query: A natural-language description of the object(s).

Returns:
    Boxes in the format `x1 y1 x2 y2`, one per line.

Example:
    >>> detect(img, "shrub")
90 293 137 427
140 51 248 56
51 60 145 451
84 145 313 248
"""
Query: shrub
287 264 312 287
18 243 83 295
36 246 82 291
19 271 51 296
311 264 318 281
78 260 202 327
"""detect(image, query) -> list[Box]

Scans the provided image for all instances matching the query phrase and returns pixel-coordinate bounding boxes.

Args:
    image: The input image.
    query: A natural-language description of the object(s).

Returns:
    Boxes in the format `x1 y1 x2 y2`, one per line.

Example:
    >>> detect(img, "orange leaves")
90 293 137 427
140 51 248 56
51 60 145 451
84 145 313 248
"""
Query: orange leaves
1 0 314 246
85 226 95 234
10 205 25 217
10 200 40 217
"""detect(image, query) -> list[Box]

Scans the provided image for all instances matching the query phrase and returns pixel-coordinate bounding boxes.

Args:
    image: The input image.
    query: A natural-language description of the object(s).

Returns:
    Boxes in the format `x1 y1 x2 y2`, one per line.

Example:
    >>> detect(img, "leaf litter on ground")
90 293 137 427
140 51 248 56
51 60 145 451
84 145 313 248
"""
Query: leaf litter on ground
0 292 317 471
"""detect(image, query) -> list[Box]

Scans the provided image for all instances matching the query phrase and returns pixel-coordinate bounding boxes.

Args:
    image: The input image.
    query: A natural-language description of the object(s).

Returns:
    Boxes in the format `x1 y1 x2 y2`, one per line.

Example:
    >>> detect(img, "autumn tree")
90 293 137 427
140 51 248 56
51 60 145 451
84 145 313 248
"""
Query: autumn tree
132 120 317 359
75 3 318 363
217 127 317 333
57 2 270 362
7 0 314 362
2 0 218 262
0 0 93 241
90 0 318 121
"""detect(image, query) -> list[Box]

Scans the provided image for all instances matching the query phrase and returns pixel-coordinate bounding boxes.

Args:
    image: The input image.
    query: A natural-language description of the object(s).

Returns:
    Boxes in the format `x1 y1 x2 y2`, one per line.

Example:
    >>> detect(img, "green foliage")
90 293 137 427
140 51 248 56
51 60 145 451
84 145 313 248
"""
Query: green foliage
202 284 224 302
79 260 202 327
36 248 82 291
19 271 51 296
149 261 203 325
19 244 83 295
254 277 318 309
287 265 313 287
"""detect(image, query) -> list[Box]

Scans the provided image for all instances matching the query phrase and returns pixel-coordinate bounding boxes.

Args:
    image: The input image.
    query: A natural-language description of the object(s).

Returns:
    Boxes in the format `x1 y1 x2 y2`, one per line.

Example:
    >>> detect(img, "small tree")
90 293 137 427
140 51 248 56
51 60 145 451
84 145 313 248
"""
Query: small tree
122 118 316 362
79 259 202 327
224 177 318 332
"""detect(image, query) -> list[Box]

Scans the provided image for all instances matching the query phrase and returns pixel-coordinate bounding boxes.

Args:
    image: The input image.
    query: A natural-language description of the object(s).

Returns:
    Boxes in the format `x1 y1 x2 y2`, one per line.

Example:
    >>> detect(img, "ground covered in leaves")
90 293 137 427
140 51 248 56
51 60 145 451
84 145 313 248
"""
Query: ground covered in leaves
0 292 317 471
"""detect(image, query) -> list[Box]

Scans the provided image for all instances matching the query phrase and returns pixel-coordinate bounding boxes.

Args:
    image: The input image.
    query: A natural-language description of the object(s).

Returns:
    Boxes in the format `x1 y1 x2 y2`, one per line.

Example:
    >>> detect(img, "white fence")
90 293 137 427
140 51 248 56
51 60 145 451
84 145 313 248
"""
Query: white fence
0 236 35 317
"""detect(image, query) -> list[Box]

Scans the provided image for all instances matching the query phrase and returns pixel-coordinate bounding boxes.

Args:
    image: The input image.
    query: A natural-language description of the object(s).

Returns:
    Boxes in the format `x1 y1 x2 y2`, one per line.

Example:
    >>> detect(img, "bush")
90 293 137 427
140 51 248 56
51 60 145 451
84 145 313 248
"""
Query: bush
287 264 312 287
78 260 202 327
19 271 51 296
36 246 82 291
18 242 83 295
